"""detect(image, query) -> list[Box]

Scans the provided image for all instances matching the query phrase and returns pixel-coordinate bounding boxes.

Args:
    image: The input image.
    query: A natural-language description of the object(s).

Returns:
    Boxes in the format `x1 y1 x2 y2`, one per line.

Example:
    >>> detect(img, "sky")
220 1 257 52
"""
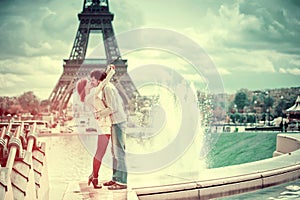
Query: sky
0 0 300 100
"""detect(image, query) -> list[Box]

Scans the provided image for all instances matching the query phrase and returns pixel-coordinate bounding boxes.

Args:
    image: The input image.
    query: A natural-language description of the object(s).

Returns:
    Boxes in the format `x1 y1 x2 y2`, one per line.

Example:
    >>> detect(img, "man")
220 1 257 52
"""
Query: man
90 65 128 190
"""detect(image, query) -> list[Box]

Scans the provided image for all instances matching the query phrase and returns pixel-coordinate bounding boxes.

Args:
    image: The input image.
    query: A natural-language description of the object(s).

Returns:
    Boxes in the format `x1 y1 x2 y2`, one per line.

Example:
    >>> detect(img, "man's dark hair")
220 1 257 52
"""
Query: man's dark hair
90 69 107 81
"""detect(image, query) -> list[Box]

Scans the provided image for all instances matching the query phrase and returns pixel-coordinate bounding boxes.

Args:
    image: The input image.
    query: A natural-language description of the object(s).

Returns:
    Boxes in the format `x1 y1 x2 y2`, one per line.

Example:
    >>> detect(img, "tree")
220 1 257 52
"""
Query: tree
40 99 51 112
0 97 7 116
8 104 24 115
18 91 40 115
234 91 249 112
264 96 274 109
274 99 287 117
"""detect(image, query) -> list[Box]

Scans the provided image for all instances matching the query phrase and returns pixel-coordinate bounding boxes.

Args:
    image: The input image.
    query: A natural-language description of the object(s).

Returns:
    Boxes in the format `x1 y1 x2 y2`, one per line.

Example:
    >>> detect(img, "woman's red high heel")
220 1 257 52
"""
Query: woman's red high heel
88 174 102 189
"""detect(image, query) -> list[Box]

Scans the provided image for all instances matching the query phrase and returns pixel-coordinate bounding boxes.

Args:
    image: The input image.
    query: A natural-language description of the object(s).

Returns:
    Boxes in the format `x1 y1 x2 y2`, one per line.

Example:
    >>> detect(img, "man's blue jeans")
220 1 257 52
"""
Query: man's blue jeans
111 122 127 184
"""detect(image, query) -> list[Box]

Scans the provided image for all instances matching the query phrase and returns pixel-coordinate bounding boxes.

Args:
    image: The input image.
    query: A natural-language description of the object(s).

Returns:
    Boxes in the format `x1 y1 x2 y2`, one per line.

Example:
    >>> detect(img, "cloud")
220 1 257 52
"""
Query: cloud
110 0 145 32
239 1 300 51
0 56 62 75
0 72 59 99
0 56 63 99
217 67 231 76
0 3 77 58
0 0 299 98
184 1 300 56
289 59 300 66
124 48 192 73
0 73 24 89
279 67 300 75
180 1 299 87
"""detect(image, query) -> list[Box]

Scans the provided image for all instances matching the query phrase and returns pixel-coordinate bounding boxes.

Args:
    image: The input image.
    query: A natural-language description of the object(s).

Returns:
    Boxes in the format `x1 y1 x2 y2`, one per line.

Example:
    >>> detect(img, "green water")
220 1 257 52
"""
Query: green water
206 132 279 168
206 132 300 199
219 179 300 200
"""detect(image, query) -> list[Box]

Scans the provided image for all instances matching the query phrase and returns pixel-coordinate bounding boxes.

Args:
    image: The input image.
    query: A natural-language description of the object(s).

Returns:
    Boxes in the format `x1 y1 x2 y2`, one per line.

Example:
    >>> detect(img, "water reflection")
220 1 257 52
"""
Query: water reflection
39 135 111 199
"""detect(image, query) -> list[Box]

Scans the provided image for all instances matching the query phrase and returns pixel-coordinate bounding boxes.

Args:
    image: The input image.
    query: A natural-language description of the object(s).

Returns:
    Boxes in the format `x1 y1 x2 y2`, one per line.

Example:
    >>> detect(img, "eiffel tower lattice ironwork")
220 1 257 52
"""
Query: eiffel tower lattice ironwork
49 0 138 113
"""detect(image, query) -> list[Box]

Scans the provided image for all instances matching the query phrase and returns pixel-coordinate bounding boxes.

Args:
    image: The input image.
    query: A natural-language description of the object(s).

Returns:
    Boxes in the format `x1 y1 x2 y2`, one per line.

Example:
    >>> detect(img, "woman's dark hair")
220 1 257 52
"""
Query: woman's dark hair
90 69 107 81
76 78 87 102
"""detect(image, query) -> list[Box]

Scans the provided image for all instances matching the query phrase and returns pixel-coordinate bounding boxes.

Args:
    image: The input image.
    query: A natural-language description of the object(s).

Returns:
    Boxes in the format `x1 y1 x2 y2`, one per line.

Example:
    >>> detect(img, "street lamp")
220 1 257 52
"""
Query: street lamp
234 104 237 126
254 100 257 126
266 108 270 126
264 91 270 126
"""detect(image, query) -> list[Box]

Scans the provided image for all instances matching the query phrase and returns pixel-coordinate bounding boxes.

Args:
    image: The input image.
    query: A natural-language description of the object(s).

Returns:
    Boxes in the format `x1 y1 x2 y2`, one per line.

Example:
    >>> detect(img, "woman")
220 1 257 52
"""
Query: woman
76 65 115 189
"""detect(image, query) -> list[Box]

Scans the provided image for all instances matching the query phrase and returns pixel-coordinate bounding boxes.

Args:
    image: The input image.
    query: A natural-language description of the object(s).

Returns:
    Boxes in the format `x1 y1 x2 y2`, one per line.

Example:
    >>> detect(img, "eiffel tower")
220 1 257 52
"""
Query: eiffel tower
49 0 138 113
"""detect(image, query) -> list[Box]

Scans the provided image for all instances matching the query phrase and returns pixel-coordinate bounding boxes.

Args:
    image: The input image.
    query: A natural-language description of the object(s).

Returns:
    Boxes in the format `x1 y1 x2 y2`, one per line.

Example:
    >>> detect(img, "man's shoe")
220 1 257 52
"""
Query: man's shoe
108 183 127 190
103 180 116 186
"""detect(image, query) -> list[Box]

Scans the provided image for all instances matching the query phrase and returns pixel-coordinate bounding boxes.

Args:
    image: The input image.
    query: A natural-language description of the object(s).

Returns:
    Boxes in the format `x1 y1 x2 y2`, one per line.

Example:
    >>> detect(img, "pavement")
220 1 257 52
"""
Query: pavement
63 181 139 200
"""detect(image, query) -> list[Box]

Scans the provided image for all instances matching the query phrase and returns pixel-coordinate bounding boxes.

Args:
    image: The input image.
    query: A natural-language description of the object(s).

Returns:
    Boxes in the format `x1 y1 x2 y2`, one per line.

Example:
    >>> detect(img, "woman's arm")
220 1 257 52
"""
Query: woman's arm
93 65 115 96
